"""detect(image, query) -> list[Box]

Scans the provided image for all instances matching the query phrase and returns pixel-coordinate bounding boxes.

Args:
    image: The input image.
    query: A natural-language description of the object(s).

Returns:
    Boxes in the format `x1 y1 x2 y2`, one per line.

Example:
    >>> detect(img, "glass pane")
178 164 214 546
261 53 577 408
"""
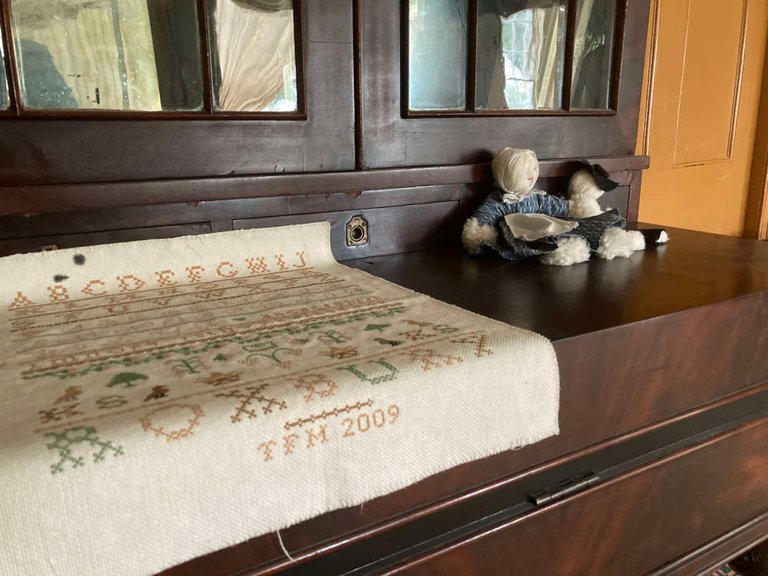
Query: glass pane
477 0 567 110
1 27 9 109
209 0 299 112
408 0 468 111
9 0 204 111
571 0 616 109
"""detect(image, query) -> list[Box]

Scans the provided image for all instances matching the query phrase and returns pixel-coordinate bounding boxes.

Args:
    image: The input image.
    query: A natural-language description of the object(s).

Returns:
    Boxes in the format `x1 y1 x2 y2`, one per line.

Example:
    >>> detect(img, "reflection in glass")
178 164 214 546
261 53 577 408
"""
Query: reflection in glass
571 0 616 109
1 28 9 109
9 0 204 111
209 0 298 112
408 0 468 111
477 0 567 110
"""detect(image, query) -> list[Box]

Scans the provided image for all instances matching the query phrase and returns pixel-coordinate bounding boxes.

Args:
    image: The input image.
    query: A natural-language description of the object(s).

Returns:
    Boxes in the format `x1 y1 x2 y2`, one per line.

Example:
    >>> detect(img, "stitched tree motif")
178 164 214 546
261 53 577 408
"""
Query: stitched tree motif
166 357 204 376
399 348 463 371
337 359 399 384
216 384 288 423
289 373 338 402
107 372 148 388
44 426 124 475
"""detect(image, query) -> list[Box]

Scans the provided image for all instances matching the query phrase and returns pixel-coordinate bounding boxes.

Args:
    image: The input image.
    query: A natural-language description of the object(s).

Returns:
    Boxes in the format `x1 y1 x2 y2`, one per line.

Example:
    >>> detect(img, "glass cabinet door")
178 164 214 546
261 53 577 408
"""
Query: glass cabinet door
405 0 617 114
209 0 300 112
0 0 354 186
9 0 205 111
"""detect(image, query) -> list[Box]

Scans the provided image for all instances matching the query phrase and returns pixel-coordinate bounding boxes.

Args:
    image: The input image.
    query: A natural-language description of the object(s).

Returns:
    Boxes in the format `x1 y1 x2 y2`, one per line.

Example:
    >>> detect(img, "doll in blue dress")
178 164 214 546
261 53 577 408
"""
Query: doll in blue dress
461 148 667 265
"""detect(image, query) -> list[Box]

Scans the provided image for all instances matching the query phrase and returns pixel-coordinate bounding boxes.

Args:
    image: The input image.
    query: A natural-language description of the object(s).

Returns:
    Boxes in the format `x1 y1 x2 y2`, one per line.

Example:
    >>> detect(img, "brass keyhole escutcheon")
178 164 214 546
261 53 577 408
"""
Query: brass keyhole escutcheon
346 215 369 247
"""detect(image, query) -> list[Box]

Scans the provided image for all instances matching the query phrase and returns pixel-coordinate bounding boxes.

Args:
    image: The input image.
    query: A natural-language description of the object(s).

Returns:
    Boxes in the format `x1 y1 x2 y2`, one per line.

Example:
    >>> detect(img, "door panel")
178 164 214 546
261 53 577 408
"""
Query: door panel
638 0 768 236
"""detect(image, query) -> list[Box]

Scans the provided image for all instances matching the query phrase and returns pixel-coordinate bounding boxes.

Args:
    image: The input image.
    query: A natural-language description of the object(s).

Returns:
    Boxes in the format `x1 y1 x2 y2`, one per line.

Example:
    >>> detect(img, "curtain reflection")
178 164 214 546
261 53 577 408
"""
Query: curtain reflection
571 0 615 109
11 0 162 110
477 0 566 110
211 0 297 112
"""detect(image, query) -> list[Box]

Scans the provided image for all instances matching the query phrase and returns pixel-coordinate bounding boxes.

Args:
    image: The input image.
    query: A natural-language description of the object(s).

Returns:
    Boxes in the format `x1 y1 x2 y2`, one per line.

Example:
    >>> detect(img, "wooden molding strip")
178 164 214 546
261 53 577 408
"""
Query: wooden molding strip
648 510 768 576
0 156 649 216
744 18 768 240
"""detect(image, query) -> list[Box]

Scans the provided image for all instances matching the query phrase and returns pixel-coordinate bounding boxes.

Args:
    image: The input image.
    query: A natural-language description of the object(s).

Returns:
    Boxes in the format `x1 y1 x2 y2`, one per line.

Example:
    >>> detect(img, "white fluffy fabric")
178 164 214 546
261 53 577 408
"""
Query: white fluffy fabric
596 228 646 260
567 170 604 219
462 217 498 254
539 236 591 266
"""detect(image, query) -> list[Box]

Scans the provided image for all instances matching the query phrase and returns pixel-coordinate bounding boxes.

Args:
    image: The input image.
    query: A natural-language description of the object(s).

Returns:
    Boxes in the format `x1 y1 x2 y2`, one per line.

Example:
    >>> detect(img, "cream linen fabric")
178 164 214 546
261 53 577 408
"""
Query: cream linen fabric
0 222 559 575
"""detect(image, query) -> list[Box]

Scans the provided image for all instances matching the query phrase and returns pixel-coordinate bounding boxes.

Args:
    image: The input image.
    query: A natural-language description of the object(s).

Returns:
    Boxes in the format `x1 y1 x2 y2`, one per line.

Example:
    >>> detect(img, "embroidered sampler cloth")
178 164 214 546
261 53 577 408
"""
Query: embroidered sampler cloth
0 222 559 575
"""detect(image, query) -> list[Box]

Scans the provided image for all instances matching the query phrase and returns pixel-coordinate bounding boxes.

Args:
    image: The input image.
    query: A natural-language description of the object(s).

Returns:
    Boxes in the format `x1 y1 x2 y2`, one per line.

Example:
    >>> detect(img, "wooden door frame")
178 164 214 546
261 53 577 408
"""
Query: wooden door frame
744 31 768 240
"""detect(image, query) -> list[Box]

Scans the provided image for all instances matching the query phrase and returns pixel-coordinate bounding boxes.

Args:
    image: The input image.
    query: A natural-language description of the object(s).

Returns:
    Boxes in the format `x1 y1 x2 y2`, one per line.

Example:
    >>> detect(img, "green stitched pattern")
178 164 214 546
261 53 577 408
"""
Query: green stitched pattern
44 426 125 475
337 359 399 385
106 372 148 388
24 307 407 381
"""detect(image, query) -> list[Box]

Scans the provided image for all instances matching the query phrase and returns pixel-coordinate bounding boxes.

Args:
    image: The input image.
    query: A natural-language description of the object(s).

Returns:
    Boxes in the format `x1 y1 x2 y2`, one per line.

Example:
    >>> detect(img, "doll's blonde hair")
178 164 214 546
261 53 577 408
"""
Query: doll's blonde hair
491 148 539 194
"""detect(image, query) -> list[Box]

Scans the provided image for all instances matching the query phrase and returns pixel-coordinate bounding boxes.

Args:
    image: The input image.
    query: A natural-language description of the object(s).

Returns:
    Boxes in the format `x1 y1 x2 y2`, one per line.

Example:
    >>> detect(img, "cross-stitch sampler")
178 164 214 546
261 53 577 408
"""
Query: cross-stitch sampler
0 222 559 575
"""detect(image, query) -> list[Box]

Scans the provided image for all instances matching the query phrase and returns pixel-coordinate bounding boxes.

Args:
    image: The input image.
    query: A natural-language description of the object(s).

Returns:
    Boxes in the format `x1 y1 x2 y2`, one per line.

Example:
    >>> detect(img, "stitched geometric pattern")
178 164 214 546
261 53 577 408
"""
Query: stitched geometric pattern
215 385 288 423
44 426 124 474
0 222 560 576
139 404 205 441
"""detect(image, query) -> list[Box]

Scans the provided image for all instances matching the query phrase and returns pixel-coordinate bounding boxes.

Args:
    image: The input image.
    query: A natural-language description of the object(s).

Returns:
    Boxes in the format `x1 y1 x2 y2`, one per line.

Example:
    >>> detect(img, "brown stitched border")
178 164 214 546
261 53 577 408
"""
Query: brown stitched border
32 330 481 433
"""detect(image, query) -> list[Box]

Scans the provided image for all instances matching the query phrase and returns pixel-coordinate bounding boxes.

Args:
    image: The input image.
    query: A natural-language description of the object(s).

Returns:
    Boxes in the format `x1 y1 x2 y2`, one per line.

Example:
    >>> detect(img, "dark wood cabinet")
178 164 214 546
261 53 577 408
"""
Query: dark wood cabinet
1 1 767 574
0 1 355 186
359 0 649 168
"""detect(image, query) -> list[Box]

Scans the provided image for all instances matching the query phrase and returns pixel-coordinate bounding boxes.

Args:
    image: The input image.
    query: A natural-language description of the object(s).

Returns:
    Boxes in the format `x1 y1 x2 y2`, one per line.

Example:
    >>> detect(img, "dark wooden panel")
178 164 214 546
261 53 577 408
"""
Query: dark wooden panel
0 186 461 241
348 229 768 340
0 1 354 186
161 230 768 575
266 295 768 568
234 201 460 260
392 417 768 576
389 420 768 576
0 155 647 216
359 0 651 168
651 512 768 576
0 222 212 255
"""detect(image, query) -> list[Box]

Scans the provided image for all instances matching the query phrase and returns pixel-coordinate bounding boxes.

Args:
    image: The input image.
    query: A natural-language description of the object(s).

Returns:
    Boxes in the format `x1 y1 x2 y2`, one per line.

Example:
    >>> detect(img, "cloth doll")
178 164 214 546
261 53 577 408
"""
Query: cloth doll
462 148 667 265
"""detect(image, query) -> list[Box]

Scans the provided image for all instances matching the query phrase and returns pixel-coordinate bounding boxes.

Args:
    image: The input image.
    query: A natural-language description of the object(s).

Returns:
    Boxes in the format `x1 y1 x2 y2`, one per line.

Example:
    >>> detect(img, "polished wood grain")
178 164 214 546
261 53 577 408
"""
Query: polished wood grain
392 417 768 576
0 155 647 216
652 513 768 576
0 178 633 256
161 228 768 575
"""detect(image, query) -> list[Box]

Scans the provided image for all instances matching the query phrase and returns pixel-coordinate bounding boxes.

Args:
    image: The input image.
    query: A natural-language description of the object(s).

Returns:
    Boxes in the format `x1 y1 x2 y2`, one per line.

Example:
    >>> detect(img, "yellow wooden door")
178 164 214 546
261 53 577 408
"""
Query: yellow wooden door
637 0 768 236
